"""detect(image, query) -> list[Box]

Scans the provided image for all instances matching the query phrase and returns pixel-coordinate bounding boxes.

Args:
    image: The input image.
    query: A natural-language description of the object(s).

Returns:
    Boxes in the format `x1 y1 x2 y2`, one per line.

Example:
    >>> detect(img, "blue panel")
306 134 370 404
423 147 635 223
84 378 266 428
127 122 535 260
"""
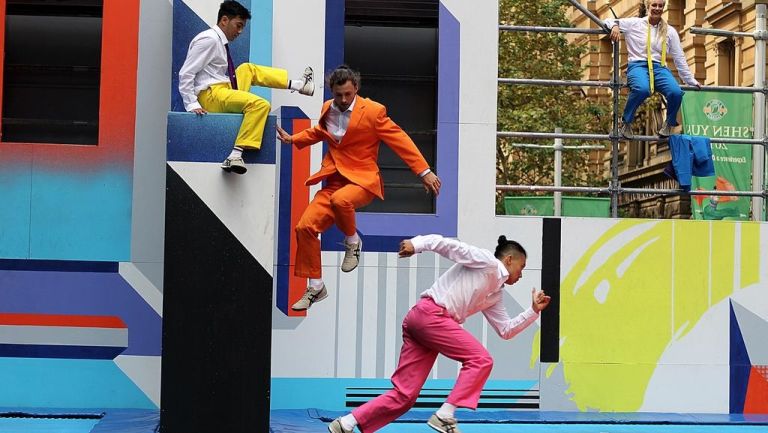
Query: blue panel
0 358 156 409
0 269 161 356
0 165 32 259
248 0 273 102
29 170 131 261
172 0 251 112
729 300 751 414
167 112 276 164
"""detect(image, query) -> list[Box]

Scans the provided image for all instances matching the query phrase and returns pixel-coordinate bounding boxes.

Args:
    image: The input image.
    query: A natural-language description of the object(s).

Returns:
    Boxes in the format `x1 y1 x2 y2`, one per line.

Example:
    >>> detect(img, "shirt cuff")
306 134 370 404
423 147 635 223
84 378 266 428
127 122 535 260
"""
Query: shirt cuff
418 168 432 177
522 306 539 319
185 101 203 112
409 235 427 253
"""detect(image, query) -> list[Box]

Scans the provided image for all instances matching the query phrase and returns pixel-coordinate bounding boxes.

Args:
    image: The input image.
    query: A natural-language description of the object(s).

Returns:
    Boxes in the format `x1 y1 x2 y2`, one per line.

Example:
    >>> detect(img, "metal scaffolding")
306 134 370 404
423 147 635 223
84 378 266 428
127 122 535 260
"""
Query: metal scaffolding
497 0 768 220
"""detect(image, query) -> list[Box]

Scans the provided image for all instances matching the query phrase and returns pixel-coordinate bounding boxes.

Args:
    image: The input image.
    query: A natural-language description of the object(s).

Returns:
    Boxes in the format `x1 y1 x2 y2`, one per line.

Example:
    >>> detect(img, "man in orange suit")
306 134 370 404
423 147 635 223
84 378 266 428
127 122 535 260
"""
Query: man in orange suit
277 65 441 312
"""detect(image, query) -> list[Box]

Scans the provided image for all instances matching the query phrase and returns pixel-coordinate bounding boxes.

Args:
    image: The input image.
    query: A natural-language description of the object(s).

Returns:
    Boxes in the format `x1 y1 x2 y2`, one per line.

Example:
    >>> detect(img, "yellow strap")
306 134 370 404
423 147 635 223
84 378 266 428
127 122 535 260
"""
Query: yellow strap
646 19 667 94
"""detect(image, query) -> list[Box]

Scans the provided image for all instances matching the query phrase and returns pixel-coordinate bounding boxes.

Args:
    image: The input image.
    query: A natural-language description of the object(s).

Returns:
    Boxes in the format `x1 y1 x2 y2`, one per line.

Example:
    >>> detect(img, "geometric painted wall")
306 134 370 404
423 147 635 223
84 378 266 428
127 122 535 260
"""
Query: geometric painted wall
0 0 164 414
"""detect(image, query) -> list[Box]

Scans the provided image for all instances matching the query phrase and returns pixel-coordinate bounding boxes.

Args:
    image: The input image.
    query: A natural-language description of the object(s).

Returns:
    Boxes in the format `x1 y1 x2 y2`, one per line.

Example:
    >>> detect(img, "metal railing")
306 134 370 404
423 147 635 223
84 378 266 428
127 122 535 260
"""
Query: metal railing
496 0 768 220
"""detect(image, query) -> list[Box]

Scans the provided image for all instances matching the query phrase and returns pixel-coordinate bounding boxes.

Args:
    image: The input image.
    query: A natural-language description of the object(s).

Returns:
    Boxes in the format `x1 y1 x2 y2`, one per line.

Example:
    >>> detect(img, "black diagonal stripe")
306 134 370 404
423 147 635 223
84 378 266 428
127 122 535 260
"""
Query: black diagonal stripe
161 165 273 433
540 218 561 362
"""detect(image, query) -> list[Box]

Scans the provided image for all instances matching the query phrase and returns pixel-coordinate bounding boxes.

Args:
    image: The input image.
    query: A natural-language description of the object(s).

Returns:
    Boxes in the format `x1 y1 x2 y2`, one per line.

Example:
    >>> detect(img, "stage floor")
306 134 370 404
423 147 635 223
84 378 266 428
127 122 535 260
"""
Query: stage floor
271 409 768 433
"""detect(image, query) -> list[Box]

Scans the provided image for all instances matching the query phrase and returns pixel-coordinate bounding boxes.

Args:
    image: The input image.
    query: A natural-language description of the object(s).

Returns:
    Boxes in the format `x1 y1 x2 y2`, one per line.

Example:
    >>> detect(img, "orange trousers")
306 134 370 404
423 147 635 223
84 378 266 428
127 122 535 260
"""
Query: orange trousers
294 173 375 278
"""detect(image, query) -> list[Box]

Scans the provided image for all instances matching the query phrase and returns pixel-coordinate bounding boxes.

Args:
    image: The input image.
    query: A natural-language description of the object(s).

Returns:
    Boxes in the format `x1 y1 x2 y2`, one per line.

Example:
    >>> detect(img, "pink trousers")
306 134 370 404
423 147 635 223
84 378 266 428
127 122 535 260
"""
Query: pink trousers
352 297 493 433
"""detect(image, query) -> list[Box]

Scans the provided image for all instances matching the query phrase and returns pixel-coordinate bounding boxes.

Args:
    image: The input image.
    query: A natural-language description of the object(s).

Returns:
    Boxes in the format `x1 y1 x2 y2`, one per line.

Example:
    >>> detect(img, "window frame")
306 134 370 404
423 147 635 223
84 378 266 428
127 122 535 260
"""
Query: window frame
0 0 138 157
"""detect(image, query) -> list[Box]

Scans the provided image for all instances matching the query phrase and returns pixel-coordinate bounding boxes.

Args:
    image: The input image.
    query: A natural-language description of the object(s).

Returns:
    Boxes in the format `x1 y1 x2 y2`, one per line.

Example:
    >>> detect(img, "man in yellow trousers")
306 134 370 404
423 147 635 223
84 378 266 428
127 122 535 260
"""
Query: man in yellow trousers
179 0 314 174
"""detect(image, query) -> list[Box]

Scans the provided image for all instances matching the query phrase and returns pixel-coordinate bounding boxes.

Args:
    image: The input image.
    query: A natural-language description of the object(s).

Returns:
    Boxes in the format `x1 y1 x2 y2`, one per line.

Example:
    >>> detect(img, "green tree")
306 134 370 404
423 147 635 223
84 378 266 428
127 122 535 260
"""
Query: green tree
497 0 610 214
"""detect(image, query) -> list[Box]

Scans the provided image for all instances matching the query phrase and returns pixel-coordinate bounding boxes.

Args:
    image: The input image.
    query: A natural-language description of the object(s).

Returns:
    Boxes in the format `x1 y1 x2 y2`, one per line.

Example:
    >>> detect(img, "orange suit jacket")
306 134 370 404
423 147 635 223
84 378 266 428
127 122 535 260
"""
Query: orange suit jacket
291 97 430 200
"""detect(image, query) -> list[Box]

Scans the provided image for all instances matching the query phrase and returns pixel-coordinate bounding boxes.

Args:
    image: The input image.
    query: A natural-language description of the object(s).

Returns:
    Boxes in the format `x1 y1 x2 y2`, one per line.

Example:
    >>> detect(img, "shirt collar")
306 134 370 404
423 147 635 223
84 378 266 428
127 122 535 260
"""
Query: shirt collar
496 259 510 284
332 96 357 114
212 26 229 46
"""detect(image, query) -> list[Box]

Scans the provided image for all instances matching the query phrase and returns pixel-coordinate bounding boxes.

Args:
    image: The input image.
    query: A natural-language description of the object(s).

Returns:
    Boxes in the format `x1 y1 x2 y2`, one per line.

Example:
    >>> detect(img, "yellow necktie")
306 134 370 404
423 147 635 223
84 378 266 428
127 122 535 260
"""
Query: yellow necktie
647 19 667 94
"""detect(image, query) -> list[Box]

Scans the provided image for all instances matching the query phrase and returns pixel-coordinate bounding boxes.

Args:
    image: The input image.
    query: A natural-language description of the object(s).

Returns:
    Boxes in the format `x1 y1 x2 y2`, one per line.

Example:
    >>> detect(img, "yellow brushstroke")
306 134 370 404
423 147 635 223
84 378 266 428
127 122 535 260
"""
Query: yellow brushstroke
740 222 760 289
711 222 736 305
673 221 710 338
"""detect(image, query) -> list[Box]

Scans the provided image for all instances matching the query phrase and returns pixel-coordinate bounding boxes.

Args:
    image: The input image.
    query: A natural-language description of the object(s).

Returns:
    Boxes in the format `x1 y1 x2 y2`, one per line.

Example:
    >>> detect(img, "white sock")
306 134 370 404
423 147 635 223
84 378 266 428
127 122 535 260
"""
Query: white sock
288 79 304 91
345 233 360 245
308 278 324 289
340 413 357 430
436 402 456 419
228 146 243 159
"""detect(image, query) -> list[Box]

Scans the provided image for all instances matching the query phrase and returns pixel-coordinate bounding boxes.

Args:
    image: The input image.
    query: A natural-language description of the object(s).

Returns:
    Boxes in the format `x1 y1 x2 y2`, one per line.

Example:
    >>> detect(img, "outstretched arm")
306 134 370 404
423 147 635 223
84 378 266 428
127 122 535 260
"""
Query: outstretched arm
399 235 496 268
483 288 550 340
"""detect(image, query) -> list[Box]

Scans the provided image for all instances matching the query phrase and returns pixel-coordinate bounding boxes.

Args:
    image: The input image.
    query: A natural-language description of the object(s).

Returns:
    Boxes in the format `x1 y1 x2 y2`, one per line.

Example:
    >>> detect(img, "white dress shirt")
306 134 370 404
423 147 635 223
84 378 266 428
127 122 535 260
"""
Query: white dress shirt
325 97 357 142
411 234 539 340
604 17 699 86
178 26 231 111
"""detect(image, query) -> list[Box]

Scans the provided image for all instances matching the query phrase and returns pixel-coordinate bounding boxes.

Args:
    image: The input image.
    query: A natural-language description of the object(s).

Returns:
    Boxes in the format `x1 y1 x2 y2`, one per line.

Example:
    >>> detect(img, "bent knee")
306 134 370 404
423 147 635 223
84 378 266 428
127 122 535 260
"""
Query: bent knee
244 98 271 113
329 194 354 210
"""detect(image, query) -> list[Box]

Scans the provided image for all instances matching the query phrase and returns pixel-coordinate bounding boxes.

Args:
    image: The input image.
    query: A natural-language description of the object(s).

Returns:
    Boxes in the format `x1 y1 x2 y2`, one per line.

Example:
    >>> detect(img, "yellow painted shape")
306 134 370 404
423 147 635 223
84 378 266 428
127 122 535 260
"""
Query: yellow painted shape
561 220 673 410
673 221 710 338
741 222 760 288
711 222 736 306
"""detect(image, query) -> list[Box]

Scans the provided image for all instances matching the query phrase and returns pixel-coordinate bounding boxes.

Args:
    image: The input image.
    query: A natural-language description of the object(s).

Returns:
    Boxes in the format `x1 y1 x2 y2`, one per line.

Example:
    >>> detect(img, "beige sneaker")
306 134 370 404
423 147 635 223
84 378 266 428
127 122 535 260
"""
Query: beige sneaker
340 238 362 273
427 413 462 433
291 284 328 311
618 120 633 140
658 121 672 137
221 156 247 174
327 418 353 433
297 66 314 96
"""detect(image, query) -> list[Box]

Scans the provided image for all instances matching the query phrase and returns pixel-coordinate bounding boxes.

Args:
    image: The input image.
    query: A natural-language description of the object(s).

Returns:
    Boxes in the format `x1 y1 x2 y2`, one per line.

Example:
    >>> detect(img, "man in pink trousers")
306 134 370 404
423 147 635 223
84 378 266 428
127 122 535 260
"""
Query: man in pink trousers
328 234 551 433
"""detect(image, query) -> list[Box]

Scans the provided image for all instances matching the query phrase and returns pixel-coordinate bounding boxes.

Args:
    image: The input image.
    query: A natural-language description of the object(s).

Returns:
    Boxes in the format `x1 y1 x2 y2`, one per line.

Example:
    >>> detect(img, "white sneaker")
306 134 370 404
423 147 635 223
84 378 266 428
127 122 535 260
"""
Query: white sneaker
427 413 462 433
291 284 328 311
297 66 314 96
340 238 362 273
221 157 247 174
328 418 353 433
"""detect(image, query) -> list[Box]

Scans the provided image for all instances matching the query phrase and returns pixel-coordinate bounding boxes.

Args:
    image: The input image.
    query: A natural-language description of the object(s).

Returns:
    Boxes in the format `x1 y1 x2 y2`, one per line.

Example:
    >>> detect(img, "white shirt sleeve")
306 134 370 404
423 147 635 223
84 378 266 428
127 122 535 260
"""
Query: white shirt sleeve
410 235 498 269
667 29 699 86
482 301 539 340
178 35 219 112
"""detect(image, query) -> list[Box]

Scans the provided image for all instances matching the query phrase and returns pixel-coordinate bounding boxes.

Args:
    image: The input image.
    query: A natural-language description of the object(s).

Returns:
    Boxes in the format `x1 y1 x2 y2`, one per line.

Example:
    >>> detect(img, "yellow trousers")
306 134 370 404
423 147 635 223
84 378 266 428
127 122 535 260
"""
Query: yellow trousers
197 63 289 149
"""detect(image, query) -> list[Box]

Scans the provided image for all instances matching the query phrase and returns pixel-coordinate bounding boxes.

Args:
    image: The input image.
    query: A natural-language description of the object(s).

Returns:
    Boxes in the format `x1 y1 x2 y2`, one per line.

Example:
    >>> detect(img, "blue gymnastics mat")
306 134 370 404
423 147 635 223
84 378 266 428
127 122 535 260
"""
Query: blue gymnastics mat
0 409 158 433
271 409 768 433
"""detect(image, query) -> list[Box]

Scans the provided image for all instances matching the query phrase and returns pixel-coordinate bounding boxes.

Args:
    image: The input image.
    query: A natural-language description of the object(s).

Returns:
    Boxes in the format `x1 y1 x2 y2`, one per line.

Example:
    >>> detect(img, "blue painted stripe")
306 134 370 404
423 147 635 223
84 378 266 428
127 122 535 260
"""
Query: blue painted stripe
249 0 272 102
275 107 310 314
0 259 117 272
0 344 125 360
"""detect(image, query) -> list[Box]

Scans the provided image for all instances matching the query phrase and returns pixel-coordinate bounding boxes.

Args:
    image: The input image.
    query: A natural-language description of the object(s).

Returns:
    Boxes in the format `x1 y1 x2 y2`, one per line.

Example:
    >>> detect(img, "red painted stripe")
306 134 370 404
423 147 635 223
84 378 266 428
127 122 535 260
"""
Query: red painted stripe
288 118 313 317
0 313 126 328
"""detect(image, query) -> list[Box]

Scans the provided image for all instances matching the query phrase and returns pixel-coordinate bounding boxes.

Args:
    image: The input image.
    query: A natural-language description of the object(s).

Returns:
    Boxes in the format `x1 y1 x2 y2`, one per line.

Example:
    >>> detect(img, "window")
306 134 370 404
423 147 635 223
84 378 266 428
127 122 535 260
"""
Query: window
2 0 102 145
344 0 438 213
717 39 735 86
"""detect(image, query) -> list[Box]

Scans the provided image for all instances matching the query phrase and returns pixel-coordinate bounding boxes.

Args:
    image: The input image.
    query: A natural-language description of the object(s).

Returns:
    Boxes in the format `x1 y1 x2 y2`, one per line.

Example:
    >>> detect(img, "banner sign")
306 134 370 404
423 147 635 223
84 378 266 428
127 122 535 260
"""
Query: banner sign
681 91 753 220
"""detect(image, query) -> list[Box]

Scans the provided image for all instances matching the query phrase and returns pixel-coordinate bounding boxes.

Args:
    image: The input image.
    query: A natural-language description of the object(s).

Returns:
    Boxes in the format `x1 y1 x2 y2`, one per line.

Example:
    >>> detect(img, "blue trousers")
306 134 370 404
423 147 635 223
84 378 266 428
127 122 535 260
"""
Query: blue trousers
623 61 684 126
